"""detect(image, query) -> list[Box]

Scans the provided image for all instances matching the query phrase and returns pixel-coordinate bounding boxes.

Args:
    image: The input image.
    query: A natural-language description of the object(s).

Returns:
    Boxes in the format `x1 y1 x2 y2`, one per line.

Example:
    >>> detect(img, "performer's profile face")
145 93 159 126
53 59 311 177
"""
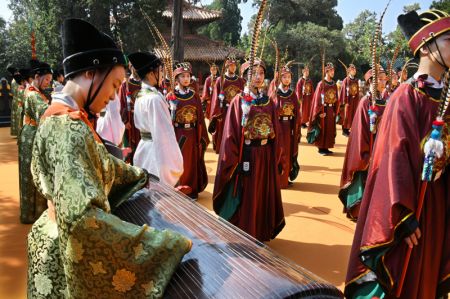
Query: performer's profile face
302 68 309 77
211 66 218 75
37 74 52 89
281 73 291 86
377 72 387 91
228 64 237 74
177 72 191 87
251 66 265 88
87 66 126 113
420 32 450 66
326 69 335 79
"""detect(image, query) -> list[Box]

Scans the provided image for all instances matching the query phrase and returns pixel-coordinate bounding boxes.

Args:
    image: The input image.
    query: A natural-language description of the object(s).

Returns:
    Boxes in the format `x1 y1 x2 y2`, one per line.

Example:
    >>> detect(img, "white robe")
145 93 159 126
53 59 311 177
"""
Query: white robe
133 83 183 186
96 94 125 146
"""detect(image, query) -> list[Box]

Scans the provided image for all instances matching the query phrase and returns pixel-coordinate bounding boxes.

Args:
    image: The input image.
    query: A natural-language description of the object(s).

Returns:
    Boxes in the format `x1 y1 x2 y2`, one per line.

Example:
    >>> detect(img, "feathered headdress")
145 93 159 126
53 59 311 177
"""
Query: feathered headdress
370 0 391 99
244 0 267 94
140 7 175 92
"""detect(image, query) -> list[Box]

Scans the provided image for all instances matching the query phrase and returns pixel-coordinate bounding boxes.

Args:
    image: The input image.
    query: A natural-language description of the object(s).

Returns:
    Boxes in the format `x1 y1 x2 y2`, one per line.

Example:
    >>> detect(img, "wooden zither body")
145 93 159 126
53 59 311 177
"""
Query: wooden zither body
114 178 343 299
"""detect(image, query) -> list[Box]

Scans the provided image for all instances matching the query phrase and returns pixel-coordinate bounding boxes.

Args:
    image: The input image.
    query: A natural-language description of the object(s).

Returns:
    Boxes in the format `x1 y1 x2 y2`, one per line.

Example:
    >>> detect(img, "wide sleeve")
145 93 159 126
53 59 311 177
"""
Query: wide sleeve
339 78 348 105
32 118 191 298
148 94 184 186
209 77 222 120
32 93 49 124
96 95 125 145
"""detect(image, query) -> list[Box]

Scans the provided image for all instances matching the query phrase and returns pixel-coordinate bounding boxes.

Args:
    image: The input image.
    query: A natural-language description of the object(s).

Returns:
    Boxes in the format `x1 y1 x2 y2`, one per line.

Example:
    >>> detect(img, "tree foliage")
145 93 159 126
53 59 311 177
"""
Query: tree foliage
430 0 450 12
198 0 246 46
2 0 164 76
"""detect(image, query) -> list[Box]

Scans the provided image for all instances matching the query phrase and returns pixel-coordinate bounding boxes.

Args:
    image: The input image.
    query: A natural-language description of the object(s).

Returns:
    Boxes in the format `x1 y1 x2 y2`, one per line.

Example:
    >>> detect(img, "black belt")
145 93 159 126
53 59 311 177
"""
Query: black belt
140 132 152 141
174 122 197 129
243 138 274 146
279 116 294 121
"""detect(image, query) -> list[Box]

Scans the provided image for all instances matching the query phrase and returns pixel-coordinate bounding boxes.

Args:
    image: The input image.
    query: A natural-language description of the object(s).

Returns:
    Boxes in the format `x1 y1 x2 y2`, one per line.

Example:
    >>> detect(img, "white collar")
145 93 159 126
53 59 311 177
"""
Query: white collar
52 92 79 110
413 72 443 89
278 83 290 92
175 85 190 95
141 81 158 92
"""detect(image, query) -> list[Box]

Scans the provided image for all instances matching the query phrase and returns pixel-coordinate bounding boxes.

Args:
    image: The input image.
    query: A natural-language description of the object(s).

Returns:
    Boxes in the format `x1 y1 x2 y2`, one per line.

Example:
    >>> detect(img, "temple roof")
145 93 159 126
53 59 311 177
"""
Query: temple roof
163 0 222 23
155 34 244 62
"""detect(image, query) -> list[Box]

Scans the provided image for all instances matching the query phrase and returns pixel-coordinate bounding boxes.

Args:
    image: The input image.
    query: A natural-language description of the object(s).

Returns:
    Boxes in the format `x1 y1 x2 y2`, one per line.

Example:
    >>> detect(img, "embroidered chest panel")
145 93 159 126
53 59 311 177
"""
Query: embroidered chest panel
324 87 338 104
349 82 359 97
244 112 275 140
280 101 295 117
175 105 197 124
303 81 313 96
223 84 241 102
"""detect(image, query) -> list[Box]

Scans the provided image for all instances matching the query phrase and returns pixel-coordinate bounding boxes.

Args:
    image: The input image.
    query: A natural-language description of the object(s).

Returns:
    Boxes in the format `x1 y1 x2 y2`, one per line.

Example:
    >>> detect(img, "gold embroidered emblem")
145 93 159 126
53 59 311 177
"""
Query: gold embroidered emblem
349 83 358 97
325 88 337 104
112 269 136 293
175 105 197 124
89 261 107 275
281 102 295 117
133 243 148 260
224 85 241 102
304 82 312 95
244 113 275 139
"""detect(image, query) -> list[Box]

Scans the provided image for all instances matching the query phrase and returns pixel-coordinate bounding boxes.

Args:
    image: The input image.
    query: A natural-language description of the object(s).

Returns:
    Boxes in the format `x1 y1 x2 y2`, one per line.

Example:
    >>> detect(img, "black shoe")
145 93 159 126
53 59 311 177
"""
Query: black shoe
318 149 328 156
342 129 350 137
288 181 294 186
325 149 333 155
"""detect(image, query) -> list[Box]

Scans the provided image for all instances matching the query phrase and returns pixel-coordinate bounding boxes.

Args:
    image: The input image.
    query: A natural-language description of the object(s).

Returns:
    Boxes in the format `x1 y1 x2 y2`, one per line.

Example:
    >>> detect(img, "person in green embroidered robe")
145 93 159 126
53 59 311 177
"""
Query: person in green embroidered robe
27 19 192 298
18 60 52 224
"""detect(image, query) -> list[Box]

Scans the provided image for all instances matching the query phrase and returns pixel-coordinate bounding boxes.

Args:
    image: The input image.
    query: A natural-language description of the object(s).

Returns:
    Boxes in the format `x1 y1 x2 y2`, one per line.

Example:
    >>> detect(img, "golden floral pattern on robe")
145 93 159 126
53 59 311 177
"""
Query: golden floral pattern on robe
304 82 313 96
349 82 359 97
281 102 295 117
325 88 338 104
28 111 192 298
175 105 197 124
224 85 241 103
244 112 276 140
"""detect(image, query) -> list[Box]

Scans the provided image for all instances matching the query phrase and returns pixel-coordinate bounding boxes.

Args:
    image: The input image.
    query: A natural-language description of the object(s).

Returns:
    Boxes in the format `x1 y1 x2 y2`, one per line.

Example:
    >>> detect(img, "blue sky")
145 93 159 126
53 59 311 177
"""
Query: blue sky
0 0 434 32
205 0 434 34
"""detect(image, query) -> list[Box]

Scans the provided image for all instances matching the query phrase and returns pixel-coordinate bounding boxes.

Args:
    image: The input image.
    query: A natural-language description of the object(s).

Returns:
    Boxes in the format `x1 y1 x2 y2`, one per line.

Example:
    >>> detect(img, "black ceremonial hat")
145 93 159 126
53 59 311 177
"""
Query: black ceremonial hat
398 10 450 56
128 52 162 79
30 59 53 76
61 18 127 78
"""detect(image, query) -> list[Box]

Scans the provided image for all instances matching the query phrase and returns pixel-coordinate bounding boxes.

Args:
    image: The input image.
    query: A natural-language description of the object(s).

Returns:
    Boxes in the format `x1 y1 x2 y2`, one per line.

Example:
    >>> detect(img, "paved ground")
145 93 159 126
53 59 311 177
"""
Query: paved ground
0 124 355 298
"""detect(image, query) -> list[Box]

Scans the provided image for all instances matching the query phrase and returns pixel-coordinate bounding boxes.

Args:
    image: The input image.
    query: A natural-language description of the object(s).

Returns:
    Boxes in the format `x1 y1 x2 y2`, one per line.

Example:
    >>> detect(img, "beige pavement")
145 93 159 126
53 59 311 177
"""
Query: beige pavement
0 124 354 298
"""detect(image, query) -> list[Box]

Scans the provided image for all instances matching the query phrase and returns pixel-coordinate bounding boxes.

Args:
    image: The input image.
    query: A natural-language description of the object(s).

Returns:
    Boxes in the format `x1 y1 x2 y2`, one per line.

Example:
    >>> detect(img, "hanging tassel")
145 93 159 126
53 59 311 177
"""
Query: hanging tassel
168 93 178 122
368 104 380 134
421 119 445 181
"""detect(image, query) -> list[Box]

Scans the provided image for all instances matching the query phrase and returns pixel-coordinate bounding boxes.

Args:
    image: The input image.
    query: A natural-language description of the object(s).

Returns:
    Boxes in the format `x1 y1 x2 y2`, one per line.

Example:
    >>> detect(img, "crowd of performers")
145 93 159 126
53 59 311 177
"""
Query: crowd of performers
3 6 449 299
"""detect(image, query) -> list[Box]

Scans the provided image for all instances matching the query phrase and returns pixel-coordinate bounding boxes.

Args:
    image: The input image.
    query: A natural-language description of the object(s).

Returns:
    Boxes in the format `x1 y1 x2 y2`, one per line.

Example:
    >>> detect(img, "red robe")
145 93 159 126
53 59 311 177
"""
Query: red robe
212 92 285 242
345 82 450 298
340 76 360 130
172 89 209 198
201 75 217 119
307 80 338 149
338 94 387 220
119 78 141 162
272 87 301 188
209 75 245 153
296 77 314 125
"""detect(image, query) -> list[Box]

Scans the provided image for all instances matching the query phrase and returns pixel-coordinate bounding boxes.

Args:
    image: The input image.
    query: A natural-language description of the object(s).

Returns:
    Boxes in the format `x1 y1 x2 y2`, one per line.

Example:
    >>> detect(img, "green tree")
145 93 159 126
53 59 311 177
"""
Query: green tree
430 0 450 12
199 0 246 46
4 0 164 72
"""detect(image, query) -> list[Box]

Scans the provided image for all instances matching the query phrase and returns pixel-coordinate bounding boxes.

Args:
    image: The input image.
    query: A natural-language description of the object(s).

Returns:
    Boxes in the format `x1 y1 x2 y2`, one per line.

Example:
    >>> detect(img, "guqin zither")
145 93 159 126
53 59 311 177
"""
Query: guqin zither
114 177 344 298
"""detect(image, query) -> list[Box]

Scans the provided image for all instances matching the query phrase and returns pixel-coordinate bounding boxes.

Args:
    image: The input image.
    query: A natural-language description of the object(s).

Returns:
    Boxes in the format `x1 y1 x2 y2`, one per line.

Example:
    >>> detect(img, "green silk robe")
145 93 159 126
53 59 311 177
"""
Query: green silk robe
18 87 48 223
28 101 191 298
10 79 19 136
